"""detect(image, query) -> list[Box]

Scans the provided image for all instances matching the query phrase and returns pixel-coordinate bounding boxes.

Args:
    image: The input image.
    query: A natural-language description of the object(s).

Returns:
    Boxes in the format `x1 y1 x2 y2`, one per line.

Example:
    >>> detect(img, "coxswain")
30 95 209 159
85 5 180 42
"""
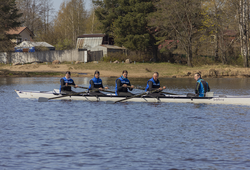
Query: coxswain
145 72 166 97
60 71 78 95
194 73 210 97
115 70 134 96
88 70 108 96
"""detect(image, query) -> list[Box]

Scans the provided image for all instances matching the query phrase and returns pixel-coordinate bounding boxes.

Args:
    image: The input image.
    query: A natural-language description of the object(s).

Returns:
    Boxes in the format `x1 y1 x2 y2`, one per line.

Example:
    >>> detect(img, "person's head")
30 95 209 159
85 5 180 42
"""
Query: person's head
65 71 71 79
122 70 128 78
194 73 201 81
94 70 100 78
153 72 159 81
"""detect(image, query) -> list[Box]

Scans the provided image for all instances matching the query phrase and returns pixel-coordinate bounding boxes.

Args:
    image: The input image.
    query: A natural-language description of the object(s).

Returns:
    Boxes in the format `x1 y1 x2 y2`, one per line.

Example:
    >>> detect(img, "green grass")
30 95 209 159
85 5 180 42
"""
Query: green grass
1 61 250 78
0 69 63 77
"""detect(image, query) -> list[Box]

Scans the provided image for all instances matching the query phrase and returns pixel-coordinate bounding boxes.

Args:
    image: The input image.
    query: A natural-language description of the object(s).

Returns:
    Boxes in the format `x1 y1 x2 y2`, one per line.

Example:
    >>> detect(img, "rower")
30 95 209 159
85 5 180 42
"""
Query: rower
88 70 108 96
115 70 134 97
145 72 166 97
60 71 78 95
194 72 210 97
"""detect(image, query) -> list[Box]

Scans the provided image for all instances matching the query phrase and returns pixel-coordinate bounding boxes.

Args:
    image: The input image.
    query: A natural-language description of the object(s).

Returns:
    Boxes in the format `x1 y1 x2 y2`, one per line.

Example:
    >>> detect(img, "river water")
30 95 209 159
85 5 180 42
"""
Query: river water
1 77 250 170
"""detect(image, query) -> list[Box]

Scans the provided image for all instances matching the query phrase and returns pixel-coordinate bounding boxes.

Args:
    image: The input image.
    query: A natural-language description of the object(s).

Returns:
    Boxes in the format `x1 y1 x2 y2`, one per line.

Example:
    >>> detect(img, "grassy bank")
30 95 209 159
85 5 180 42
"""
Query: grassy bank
1 62 250 78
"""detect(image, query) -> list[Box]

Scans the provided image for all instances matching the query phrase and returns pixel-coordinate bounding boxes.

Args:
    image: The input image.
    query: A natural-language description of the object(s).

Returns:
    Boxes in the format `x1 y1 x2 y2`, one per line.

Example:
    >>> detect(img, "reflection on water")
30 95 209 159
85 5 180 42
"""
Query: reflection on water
1 77 250 169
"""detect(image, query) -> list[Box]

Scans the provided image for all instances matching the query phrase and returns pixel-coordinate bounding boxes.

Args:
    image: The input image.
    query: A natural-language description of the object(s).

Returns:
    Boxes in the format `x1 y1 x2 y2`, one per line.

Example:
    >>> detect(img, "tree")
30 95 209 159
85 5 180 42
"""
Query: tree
15 0 50 34
93 0 120 35
150 0 203 67
238 0 249 67
0 0 23 51
53 0 87 49
94 0 157 61
114 1 155 51
39 0 54 36
84 7 103 34
199 0 239 65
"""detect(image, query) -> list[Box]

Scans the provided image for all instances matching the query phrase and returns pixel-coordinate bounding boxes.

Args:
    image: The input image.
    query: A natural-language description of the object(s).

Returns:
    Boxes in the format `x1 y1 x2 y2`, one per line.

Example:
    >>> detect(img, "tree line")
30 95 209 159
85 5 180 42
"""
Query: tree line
93 0 250 67
1 0 101 51
15 0 102 49
1 0 250 67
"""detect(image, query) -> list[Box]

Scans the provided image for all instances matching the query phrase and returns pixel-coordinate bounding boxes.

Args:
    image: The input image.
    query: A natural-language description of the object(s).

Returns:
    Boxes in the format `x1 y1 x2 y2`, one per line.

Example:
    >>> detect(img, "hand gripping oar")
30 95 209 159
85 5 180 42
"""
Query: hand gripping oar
135 86 178 95
38 91 87 102
106 89 160 104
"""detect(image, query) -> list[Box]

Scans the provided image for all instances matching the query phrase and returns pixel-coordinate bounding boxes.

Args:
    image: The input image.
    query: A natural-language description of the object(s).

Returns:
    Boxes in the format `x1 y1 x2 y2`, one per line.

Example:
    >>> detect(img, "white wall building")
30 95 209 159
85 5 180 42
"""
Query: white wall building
76 34 126 56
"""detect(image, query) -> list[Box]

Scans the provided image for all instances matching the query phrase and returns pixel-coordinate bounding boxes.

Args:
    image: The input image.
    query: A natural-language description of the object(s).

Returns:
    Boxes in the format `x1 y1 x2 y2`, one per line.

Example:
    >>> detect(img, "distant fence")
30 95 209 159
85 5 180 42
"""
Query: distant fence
0 50 103 64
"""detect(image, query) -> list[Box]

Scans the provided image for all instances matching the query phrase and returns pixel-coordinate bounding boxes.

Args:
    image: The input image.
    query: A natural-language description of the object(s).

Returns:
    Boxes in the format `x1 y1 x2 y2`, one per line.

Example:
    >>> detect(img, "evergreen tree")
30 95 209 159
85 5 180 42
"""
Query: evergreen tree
94 0 157 60
93 0 120 35
0 0 23 51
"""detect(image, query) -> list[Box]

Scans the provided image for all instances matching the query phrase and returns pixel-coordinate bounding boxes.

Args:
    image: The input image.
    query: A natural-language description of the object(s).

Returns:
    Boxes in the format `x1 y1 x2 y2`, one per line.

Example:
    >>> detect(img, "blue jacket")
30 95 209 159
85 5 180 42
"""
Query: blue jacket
88 77 103 90
195 78 210 97
115 76 131 95
145 77 160 92
60 77 75 92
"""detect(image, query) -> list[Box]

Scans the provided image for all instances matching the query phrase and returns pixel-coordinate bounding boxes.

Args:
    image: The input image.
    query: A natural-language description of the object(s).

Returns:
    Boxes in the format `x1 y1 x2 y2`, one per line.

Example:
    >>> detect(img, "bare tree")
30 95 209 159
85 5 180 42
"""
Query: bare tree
39 0 54 35
152 0 203 67
16 0 42 33
53 0 87 49
239 0 249 67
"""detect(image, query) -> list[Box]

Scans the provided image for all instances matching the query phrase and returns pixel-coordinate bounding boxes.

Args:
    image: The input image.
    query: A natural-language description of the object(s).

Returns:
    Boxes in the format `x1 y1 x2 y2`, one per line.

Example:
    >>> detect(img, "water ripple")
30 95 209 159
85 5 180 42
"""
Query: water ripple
1 77 250 169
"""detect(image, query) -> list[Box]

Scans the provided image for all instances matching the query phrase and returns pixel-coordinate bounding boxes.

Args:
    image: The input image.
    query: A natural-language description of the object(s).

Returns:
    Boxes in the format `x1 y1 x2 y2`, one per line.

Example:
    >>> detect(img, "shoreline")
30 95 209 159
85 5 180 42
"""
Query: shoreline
1 62 250 78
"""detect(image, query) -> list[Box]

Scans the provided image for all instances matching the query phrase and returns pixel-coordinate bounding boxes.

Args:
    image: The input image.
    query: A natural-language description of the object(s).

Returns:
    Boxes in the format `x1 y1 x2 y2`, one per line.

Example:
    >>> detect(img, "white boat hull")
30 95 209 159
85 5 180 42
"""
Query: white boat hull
15 90 250 105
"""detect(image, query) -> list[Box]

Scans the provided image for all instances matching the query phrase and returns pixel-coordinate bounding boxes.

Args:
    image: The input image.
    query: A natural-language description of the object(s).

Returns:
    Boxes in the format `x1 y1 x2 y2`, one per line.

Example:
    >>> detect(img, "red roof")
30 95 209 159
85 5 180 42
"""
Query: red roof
158 40 179 50
223 29 237 36
6 27 34 36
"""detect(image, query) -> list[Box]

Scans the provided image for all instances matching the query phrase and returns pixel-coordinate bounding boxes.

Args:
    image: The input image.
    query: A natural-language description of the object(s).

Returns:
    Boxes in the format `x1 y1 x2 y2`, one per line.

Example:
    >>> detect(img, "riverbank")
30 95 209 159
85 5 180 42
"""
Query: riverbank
1 62 250 78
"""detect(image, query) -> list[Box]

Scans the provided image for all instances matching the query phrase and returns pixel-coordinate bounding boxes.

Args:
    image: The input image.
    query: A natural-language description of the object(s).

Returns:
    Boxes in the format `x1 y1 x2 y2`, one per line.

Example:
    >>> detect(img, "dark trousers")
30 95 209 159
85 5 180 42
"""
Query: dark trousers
88 91 107 96
61 90 79 96
117 92 134 97
146 92 165 98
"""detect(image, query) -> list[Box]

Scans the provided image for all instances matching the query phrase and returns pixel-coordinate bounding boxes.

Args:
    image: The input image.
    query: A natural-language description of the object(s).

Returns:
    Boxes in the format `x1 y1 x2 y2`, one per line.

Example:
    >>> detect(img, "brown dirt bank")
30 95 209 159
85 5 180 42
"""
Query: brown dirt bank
1 62 250 78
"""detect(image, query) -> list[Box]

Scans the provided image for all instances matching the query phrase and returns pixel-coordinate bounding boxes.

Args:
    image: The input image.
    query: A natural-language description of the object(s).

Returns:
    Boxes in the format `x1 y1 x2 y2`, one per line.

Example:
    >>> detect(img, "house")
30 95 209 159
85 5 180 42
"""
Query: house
76 34 126 56
14 41 55 52
6 27 34 45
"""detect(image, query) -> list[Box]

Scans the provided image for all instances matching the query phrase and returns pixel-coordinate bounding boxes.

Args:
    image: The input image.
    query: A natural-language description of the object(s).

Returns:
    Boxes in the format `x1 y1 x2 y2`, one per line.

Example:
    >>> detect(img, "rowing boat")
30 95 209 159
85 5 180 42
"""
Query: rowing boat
15 89 250 105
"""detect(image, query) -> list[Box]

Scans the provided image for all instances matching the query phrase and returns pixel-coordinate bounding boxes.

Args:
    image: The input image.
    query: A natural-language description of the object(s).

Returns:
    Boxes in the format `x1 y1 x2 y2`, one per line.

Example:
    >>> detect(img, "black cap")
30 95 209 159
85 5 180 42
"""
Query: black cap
66 71 71 75
94 70 100 75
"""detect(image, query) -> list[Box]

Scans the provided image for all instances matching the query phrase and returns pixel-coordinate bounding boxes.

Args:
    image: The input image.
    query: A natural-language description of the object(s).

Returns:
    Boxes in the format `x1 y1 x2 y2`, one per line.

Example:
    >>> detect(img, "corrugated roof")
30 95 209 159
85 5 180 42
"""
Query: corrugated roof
77 34 105 38
15 41 54 48
101 44 126 49
76 37 103 49
34 42 54 48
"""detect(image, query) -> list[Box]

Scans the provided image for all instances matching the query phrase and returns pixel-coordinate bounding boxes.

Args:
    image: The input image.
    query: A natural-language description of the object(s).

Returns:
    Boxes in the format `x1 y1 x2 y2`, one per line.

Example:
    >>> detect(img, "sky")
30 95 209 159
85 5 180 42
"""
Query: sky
53 0 92 13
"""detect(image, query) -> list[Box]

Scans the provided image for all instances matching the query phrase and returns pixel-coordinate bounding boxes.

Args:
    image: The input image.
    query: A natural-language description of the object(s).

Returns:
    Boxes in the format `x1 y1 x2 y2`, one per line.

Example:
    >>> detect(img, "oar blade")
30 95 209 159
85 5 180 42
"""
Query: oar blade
38 97 49 102
106 100 115 104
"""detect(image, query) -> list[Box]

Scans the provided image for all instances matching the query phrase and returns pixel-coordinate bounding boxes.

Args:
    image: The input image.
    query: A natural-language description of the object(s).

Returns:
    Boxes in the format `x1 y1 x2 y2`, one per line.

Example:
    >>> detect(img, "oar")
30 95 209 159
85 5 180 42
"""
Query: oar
135 86 178 95
106 89 160 104
38 91 87 102
160 91 178 95
70 85 116 93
